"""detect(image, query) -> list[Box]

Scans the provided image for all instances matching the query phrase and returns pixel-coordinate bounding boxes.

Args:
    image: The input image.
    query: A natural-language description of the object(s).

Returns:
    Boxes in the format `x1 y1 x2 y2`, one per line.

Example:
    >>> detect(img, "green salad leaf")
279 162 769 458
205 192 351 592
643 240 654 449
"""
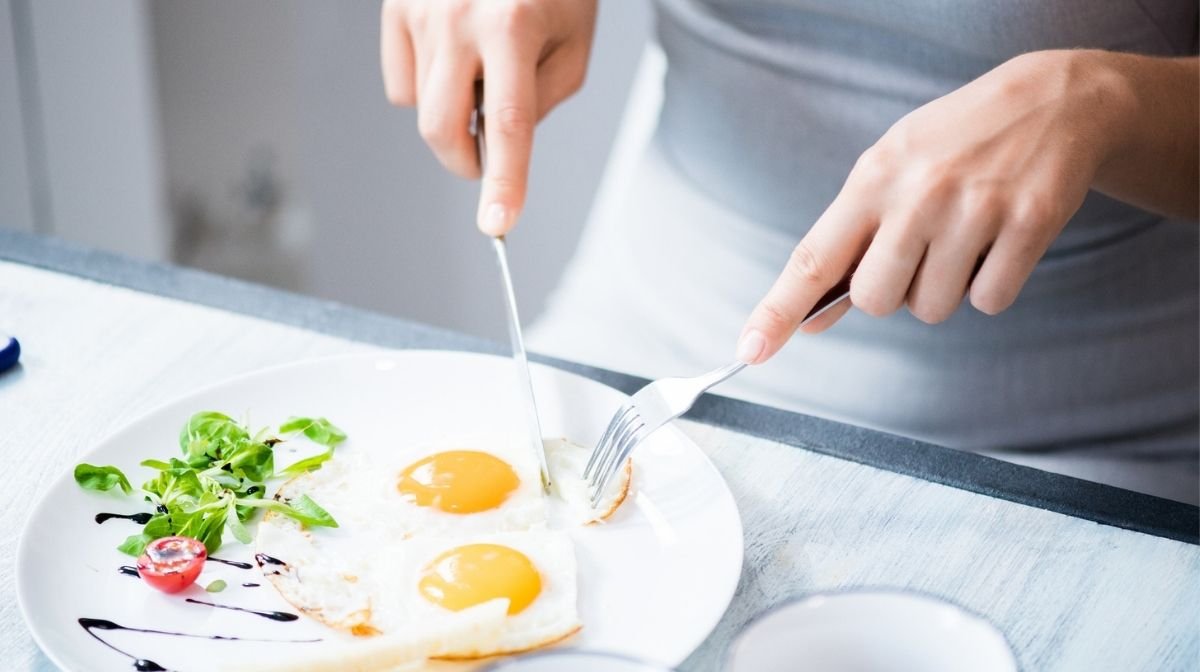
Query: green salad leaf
74 411 347 556
275 447 335 479
273 416 346 478
279 416 347 448
118 533 153 557
74 464 133 494
236 493 339 529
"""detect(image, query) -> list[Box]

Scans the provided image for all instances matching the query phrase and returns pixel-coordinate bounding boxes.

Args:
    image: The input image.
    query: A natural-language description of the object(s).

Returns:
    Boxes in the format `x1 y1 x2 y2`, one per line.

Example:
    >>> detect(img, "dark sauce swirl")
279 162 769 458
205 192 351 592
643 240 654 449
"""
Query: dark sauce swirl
184 598 298 622
78 618 167 671
95 512 153 525
254 553 288 576
207 557 253 570
78 617 319 671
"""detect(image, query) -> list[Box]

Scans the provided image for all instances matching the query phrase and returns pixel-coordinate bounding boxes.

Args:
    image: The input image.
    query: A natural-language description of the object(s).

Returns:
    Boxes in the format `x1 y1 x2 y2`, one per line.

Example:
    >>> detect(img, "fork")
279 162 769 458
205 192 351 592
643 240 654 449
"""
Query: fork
583 275 853 505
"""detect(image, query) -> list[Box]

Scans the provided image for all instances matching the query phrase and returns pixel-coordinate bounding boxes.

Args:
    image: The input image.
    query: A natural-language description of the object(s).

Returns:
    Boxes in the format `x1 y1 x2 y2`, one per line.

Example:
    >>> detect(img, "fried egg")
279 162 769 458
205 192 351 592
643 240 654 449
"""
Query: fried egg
257 510 580 657
388 436 549 535
268 436 549 542
544 437 633 525
401 532 581 658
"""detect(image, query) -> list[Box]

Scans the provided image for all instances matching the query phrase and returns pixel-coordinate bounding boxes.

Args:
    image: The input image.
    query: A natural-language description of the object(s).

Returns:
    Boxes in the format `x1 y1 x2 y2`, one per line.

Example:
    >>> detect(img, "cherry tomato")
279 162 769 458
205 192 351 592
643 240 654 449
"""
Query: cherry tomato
136 536 207 593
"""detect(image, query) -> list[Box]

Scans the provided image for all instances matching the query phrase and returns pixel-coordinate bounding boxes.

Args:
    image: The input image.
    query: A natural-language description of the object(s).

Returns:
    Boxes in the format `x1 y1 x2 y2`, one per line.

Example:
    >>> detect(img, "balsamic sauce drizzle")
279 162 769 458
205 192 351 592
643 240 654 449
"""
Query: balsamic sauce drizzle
78 619 166 671
207 557 254 570
95 512 153 525
88 507 299 667
78 617 319 671
185 598 298 622
254 553 288 576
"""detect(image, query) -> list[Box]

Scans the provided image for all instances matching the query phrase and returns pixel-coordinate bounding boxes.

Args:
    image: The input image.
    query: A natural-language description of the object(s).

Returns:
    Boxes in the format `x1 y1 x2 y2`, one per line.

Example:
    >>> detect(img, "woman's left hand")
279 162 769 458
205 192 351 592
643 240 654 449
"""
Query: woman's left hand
735 49 1141 365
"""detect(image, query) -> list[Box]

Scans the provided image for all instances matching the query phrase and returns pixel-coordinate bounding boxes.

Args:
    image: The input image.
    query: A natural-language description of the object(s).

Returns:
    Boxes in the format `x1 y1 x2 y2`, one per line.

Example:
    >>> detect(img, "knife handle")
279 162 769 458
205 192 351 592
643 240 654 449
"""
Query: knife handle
801 253 985 325
802 275 852 325
472 80 487 176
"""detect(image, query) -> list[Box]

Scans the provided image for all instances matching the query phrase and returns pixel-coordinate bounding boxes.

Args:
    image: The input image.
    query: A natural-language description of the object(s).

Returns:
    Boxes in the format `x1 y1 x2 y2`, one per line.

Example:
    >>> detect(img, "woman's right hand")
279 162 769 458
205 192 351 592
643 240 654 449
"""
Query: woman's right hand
381 0 598 236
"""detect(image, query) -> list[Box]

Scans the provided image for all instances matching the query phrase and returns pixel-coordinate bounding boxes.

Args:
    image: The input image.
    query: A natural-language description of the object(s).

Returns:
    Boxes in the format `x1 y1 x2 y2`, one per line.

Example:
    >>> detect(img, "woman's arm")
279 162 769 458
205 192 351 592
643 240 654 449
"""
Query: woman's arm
735 50 1199 366
1085 51 1198 219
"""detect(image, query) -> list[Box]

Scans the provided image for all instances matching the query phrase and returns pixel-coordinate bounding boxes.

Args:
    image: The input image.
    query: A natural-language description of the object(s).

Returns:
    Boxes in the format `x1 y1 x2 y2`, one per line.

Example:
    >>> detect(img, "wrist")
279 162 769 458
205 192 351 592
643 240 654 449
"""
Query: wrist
1068 50 1140 179
1013 49 1139 179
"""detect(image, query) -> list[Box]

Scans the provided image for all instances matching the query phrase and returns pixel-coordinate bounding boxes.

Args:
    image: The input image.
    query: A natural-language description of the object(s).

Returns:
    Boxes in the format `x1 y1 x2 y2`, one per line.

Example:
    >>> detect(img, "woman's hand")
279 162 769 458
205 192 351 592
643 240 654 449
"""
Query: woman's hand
381 0 598 235
736 49 1198 365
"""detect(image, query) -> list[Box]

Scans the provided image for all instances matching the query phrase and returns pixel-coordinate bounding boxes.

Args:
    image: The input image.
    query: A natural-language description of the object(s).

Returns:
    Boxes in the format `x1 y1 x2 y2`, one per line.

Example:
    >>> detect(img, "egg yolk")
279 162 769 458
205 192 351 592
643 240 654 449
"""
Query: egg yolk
418 543 541 615
397 450 520 514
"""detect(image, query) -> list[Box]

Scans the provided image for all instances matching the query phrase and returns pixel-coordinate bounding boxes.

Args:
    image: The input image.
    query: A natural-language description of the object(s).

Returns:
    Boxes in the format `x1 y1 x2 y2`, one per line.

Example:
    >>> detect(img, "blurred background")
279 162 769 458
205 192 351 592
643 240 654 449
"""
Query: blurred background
0 0 652 341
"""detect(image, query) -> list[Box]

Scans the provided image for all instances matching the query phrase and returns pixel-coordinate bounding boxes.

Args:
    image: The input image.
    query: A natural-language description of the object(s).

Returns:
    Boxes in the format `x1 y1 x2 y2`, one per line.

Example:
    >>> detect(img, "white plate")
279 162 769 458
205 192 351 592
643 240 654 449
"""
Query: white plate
726 590 1017 672
17 351 743 671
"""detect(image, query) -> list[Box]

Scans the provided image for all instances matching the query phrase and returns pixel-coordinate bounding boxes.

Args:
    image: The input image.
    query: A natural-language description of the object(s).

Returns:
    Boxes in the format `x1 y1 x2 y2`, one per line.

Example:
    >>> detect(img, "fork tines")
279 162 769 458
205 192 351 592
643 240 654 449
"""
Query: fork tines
583 361 749 509
583 402 644 506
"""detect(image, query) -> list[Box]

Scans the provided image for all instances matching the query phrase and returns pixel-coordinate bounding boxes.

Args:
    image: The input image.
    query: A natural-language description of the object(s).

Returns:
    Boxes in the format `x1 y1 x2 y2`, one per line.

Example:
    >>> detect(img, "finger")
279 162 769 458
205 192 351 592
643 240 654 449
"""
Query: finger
534 45 588 120
968 224 1048 316
380 2 416 106
477 40 539 236
849 217 928 318
418 45 481 178
737 198 874 364
410 27 435 108
906 221 996 324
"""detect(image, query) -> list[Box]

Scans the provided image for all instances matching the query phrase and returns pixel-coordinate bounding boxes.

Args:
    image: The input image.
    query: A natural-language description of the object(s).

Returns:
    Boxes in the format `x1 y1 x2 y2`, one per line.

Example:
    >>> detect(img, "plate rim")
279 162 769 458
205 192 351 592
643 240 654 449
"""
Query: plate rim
16 349 744 670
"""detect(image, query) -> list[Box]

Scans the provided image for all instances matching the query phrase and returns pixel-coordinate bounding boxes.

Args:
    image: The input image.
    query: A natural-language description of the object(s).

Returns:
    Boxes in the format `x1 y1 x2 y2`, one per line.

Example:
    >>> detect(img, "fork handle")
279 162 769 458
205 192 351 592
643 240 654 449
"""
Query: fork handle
695 361 747 393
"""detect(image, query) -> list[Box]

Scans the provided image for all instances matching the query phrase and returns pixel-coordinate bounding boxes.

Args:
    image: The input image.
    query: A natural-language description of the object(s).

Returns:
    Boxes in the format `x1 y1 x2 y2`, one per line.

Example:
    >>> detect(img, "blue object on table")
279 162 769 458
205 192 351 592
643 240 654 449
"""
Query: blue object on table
0 334 20 373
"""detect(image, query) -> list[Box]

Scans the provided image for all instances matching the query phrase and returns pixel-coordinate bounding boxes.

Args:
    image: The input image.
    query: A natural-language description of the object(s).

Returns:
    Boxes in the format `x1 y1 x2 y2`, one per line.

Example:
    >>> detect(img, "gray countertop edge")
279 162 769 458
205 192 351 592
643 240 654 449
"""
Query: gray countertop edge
2 229 1196 544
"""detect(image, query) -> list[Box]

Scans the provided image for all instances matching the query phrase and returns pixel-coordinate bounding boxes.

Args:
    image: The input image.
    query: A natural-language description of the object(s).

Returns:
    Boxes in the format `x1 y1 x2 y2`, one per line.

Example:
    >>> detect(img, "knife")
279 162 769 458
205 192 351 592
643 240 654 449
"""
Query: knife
472 84 552 491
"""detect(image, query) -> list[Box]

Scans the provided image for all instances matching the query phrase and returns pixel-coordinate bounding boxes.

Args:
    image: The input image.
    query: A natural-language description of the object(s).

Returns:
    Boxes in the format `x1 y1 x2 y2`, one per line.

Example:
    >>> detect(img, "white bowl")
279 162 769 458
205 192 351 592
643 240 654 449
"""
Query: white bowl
727 590 1018 672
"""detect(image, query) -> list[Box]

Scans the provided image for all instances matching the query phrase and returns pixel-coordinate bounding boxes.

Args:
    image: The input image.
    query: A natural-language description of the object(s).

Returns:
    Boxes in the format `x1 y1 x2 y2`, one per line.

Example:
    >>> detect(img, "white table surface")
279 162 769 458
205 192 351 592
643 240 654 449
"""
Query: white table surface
1 259 1197 672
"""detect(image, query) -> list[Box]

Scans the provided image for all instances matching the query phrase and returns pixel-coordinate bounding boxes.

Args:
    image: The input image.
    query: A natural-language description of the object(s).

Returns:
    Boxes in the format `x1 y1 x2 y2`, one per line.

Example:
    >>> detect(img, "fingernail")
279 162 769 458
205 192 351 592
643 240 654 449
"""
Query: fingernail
735 328 766 364
481 203 510 236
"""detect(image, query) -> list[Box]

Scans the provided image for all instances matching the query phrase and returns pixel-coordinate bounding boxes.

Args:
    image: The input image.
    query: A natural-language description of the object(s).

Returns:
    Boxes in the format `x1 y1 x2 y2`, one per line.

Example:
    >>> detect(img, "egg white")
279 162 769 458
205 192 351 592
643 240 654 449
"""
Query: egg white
225 599 509 672
255 458 399 634
544 437 633 525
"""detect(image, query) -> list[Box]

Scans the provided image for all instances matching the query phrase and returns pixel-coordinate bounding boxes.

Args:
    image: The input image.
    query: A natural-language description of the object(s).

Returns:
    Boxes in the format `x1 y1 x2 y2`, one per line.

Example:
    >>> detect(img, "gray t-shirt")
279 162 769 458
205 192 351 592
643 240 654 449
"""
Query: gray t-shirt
655 0 1197 248
649 1 1198 455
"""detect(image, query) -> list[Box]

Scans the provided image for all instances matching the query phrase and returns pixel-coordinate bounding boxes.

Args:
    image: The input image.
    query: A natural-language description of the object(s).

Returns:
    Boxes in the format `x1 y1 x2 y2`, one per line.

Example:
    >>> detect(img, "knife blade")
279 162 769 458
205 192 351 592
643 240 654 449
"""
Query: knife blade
473 85 552 491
